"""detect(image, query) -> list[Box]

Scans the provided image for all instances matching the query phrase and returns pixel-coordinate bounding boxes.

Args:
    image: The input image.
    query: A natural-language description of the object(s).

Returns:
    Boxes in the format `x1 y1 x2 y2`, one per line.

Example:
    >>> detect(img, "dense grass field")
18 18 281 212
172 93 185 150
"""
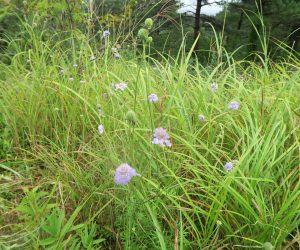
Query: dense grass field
0 25 299 249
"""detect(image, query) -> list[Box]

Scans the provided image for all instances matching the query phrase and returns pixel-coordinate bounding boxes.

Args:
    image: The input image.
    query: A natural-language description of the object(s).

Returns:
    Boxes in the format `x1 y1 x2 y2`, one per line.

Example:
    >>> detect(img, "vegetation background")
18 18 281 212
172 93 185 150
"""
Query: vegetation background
0 0 299 249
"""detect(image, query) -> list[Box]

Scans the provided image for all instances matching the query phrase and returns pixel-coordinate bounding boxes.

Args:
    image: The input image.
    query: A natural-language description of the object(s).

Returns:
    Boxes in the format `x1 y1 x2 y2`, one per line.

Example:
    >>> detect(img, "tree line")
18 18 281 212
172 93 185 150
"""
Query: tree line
0 0 299 61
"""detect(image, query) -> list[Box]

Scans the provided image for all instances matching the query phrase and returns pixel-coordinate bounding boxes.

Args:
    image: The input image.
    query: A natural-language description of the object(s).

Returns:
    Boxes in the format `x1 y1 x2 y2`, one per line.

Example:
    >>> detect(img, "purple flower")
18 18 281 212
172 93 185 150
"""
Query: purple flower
98 124 104 134
211 83 218 93
114 163 140 185
102 30 110 38
152 127 172 147
113 82 128 91
148 94 159 103
224 162 234 172
228 101 240 110
198 114 205 122
114 52 121 59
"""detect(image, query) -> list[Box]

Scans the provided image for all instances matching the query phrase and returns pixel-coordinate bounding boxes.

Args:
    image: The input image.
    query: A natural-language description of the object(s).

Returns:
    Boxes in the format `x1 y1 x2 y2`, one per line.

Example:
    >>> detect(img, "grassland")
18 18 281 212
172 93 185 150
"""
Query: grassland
0 26 299 249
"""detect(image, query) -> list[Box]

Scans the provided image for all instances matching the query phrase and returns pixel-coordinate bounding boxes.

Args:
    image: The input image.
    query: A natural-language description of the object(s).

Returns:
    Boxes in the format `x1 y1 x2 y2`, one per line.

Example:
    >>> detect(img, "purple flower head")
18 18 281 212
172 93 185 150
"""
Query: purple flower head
114 52 121 59
148 94 159 103
198 114 205 122
102 30 110 38
228 101 240 110
114 163 140 185
114 82 128 91
211 83 218 93
152 127 172 147
98 124 104 134
224 162 234 172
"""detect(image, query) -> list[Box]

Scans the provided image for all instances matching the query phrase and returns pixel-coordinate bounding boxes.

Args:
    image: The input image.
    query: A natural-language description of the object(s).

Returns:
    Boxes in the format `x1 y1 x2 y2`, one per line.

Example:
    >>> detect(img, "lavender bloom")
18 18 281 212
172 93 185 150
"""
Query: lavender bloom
228 101 240 110
224 162 234 172
114 163 140 185
211 83 218 93
198 114 205 122
114 82 128 91
148 94 159 103
114 52 121 59
98 124 104 134
102 30 110 38
152 127 172 147
98 108 105 117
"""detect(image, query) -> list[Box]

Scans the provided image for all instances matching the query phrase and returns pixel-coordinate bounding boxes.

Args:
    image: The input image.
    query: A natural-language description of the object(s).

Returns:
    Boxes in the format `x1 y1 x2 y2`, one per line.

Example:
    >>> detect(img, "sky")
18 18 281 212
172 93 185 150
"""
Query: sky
178 0 224 16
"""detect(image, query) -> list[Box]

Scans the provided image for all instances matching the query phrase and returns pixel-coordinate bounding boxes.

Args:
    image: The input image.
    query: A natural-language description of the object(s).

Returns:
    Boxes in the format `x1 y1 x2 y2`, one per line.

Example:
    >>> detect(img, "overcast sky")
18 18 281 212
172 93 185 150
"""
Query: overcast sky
178 0 223 16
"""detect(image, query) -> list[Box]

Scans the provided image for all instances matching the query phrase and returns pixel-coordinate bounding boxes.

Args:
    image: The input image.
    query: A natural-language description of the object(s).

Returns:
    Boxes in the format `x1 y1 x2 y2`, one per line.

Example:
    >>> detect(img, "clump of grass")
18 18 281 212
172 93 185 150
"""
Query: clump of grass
0 23 299 250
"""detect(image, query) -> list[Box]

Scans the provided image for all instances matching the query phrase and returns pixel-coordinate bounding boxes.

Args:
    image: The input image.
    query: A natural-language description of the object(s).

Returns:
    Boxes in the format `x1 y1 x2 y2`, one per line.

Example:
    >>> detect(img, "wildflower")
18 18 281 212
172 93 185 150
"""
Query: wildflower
114 163 140 185
152 127 172 147
102 30 110 38
80 80 86 84
217 220 222 226
224 162 234 172
198 114 205 122
114 82 128 91
148 94 158 103
59 69 64 75
98 124 104 134
90 55 96 61
228 101 240 110
113 52 121 59
26 59 31 63
211 83 218 93
73 63 78 68
69 77 74 81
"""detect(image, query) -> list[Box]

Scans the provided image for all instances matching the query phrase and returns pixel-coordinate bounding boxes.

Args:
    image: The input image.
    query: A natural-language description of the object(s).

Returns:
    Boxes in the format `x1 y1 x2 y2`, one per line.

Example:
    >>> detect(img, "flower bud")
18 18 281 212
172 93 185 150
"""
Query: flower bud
126 110 138 125
145 18 153 29
147 36 153 44
138 28 149 41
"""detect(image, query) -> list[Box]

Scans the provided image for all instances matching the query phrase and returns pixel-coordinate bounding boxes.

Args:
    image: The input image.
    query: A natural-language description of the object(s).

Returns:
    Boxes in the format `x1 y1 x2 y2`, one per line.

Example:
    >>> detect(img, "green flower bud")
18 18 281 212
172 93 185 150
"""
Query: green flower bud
262 242 273 250
138 28 149 41
145 18 153 30
126 110 138 125
147 36 153 43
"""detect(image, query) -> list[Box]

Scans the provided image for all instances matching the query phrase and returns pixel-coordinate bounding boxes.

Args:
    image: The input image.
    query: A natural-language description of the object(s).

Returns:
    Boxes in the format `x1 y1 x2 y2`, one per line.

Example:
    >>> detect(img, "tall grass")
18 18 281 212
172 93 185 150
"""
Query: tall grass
0 22 299 249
